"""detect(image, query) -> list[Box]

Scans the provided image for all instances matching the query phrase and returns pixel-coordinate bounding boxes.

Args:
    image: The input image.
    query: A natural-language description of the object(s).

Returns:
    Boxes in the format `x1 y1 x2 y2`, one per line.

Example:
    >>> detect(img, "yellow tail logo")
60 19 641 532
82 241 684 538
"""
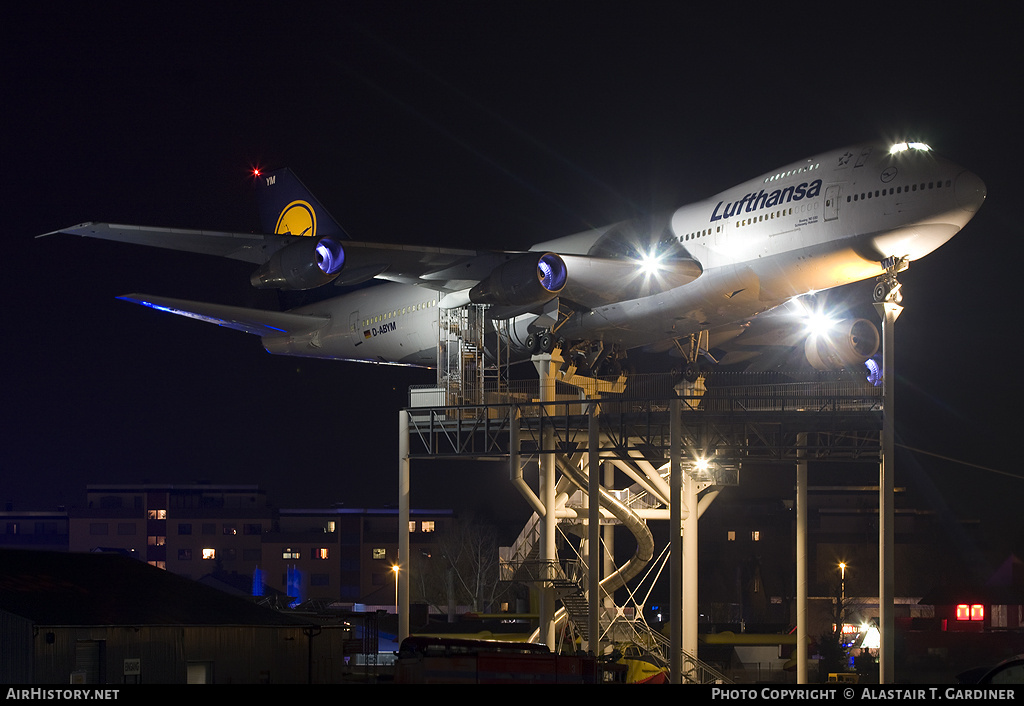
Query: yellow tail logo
275 200 317 236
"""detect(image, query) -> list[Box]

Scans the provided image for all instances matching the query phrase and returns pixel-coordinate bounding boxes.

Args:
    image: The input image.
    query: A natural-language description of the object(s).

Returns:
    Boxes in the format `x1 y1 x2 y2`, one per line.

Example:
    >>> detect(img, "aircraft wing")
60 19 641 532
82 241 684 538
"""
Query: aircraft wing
117 293 329 337
43 221 702 305
40 222 293 264
558 255 703 306
42 222 504 292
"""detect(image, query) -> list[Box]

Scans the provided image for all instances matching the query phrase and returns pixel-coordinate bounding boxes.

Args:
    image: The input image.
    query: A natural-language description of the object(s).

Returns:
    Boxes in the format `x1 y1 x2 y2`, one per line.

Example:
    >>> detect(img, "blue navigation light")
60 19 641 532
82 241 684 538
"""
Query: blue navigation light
137 300 177 314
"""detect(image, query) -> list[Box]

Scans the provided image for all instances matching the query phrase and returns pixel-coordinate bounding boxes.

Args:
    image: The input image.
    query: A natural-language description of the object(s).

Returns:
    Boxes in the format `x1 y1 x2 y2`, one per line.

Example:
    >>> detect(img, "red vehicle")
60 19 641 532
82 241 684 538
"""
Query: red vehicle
395 636 600 684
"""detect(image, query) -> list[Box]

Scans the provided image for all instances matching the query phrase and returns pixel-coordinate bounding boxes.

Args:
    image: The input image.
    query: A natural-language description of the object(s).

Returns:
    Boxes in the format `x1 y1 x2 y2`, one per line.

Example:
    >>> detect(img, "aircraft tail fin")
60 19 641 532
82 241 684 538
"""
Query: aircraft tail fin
253 168 348 239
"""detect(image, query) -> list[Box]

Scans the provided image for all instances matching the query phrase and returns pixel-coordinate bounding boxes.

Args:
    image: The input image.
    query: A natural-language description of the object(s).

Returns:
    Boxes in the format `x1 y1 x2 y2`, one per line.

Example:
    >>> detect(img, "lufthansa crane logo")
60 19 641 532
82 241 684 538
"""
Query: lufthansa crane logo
275 200 317 237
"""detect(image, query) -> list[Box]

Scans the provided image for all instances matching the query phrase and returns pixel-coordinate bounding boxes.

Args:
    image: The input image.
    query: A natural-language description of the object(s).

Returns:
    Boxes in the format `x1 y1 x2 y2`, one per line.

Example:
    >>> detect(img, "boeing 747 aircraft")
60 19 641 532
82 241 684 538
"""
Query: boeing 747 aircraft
44 141 985 377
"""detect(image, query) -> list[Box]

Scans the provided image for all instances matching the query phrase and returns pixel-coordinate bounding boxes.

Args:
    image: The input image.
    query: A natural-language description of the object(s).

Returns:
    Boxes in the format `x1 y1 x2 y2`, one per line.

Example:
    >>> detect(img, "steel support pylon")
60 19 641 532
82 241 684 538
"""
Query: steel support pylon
874 299 902 684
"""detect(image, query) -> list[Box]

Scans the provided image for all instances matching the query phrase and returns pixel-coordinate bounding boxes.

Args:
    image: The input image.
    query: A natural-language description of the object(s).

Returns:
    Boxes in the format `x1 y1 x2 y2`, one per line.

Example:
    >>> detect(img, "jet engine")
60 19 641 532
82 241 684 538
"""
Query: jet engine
804 318 880 371
250 236 346 290
469 252 567 307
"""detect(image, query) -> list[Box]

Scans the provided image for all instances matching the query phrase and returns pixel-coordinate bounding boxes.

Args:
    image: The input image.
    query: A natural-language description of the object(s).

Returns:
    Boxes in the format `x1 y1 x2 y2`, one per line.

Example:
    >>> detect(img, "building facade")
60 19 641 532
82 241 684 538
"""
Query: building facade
50 484 455 606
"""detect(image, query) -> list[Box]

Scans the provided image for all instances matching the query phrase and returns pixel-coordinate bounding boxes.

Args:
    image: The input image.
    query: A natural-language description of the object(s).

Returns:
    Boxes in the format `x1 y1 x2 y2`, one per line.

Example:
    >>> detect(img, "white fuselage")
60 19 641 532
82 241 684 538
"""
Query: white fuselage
265 142 985 365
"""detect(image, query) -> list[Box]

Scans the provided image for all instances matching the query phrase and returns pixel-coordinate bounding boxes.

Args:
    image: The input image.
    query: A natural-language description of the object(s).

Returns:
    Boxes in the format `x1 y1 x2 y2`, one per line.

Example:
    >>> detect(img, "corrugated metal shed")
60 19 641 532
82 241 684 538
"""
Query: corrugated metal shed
0 548 306 626
0 549 358 684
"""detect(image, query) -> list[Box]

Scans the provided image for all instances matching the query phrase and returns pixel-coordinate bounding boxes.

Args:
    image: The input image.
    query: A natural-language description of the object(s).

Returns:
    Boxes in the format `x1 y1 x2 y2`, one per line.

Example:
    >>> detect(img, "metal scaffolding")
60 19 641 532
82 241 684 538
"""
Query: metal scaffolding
399 361 883 682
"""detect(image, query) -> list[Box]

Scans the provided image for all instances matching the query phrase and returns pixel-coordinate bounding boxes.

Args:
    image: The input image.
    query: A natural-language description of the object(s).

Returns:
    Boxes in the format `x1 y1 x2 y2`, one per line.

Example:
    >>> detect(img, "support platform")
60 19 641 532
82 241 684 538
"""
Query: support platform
400 364 882 683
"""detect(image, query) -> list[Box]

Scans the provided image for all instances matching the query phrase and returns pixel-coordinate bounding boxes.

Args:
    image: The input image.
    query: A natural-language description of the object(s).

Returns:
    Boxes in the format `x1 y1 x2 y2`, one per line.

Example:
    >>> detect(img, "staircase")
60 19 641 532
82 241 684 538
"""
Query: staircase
437 304 511 406
499 515 594 643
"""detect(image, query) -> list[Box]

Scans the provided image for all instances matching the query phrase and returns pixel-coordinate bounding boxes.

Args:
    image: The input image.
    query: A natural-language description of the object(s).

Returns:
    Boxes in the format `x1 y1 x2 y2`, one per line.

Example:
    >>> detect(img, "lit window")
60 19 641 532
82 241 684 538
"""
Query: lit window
202 548 216 560
147 510 167 520
317 547 329 560
282 548 301 559
421 521 435 533
147 535 166 546
751 530 760 542
971 604 984 621
727 531 736 542
373 548 387 560
991 602 1007 627
326 521 336 532
409 521 417 533
223 525 237 535
992 605 1008 628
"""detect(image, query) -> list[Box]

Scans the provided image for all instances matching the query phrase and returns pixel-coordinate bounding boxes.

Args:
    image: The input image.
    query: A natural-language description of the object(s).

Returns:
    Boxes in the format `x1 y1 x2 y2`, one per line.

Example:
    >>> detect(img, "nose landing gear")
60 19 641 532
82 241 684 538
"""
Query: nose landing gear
873 256 908 304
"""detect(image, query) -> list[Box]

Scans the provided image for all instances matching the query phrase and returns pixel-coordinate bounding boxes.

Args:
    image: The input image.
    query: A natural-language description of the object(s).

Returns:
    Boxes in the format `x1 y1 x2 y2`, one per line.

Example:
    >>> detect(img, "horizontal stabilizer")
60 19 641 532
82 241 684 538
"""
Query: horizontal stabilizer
117 294 328 337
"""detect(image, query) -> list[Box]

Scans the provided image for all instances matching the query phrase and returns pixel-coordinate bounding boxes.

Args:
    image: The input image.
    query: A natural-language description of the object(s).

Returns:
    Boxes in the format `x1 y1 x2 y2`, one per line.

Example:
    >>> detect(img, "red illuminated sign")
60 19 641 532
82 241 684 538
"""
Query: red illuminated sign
956 604 985 621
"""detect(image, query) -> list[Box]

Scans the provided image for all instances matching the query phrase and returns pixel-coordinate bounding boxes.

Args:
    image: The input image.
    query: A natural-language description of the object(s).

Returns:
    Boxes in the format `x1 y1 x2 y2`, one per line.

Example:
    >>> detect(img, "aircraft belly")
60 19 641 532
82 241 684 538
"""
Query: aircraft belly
864 223 961 261
750 242 881 303
263 327 432 366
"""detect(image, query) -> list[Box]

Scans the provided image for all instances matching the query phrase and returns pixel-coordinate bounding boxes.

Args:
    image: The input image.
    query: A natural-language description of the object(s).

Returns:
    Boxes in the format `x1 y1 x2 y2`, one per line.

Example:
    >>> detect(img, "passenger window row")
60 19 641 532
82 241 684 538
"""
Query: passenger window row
847 179 951 202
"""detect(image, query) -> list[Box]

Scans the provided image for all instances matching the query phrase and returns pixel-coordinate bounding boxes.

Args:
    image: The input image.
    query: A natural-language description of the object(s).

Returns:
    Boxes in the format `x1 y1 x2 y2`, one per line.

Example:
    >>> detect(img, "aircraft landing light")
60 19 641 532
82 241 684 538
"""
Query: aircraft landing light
889 141 931 154
803 311 836 338
638 251 667 277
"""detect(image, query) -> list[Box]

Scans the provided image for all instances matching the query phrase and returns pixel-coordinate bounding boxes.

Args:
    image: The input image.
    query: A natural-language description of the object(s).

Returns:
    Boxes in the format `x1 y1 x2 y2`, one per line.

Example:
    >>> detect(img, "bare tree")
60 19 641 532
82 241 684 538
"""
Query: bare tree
411 518 521 618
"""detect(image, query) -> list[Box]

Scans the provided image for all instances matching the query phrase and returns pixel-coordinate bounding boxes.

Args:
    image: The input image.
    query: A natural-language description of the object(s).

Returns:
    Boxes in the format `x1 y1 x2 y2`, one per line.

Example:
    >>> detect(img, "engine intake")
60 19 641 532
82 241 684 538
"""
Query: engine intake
251 236 346 290
469 253 567 307
804 318 880 371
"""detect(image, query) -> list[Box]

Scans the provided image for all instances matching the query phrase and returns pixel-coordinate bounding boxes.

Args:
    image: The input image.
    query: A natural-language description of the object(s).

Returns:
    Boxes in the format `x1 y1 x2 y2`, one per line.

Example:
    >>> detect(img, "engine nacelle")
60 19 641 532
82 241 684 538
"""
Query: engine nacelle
469 253 567 307
804 318 880 371
250 236 346 290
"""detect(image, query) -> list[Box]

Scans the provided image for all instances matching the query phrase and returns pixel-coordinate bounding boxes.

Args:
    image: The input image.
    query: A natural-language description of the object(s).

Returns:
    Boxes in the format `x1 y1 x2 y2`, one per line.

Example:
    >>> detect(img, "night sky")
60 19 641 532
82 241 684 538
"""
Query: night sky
3 4 1021 551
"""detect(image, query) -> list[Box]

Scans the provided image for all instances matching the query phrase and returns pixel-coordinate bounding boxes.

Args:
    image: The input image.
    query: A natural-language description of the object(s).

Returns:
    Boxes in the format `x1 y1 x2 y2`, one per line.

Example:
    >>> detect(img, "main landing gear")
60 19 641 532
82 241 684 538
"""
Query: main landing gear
528 333 630 377
671 331 712 383
525 330 558 355
873 256 908 304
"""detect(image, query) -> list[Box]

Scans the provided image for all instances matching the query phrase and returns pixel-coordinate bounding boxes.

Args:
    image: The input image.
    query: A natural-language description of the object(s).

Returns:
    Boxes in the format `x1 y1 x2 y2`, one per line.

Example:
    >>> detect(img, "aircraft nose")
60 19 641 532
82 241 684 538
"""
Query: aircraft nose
955 170 986 212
